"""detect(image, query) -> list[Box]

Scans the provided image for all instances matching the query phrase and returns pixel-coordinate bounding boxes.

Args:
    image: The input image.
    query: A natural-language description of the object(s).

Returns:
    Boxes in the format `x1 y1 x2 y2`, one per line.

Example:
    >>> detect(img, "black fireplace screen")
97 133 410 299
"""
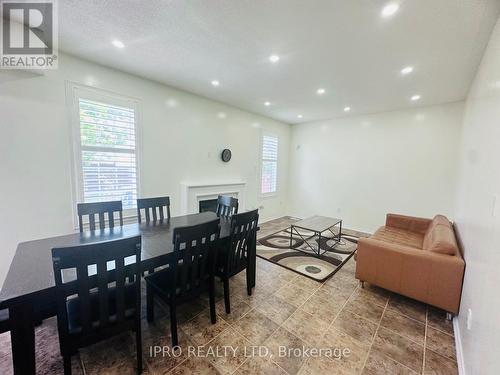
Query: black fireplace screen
199 199 218 213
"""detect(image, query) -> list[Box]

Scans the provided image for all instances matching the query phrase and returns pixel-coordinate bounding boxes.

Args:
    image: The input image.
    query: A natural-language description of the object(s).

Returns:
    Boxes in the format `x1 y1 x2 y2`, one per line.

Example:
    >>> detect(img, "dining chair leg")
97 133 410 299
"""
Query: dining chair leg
136 321 143 374
169 303 178 347
223 277 231 314
63 353 72 375
209 277 217 324
146 284 154 322
246 267 253 296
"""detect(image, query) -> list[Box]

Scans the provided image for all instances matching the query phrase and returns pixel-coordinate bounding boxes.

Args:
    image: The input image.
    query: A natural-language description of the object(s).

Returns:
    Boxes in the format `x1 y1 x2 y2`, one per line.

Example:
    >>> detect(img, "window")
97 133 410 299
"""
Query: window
70 85 140 212
261 134 279 194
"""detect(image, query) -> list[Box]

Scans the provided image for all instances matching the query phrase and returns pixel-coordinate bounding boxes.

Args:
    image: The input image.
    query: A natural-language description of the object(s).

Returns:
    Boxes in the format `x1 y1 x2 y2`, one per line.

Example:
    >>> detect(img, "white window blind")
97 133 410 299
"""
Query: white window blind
76 97 138 209
261 135 278 194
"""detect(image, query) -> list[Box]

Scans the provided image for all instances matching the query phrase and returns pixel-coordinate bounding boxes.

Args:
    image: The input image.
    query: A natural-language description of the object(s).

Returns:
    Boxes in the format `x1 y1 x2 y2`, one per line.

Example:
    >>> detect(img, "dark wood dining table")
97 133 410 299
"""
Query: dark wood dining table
0 211 256 375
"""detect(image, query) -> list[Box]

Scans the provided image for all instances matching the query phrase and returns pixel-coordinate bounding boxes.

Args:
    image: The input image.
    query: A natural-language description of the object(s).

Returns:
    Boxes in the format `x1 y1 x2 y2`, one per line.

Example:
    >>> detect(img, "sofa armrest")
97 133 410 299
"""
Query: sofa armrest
386 213 432 234
355 238 465 313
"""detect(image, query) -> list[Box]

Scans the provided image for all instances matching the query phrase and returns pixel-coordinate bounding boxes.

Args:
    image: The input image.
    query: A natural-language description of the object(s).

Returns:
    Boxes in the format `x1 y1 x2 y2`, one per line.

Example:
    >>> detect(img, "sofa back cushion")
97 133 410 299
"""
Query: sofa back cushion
423 215 458 255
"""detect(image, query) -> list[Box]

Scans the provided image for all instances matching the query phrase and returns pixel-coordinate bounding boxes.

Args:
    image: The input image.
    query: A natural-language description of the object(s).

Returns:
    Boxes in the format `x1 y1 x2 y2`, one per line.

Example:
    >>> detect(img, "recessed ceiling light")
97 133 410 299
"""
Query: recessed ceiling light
411 95 421 101
316 88 326 95
381 2 399 18
344 106 351 112
401 66 414 75
264 101 271 106
269 54 280 63
211 80 220 87
297 114 303 119
112 40 125 48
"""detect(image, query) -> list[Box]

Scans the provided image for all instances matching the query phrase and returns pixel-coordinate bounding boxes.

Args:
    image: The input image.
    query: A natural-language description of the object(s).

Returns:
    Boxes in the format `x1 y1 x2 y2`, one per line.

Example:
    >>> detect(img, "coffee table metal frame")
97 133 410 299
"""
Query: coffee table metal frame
289 217 343 257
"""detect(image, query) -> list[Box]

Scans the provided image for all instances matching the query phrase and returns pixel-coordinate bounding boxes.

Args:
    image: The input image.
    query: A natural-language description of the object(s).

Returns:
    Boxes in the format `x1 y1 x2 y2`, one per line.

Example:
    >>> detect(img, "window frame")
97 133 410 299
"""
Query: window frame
67 82 142 228
259 131 279 197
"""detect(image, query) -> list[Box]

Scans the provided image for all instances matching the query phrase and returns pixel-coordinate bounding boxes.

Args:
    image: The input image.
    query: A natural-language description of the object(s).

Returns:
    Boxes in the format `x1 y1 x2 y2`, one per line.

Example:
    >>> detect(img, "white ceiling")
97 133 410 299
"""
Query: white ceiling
58 0 500 124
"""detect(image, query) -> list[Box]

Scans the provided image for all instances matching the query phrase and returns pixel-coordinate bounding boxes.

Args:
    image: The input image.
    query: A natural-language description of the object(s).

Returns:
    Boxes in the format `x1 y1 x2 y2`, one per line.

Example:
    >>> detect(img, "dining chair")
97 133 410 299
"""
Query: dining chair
144 218 220 347
137 196 172 276
216 209 259 313
77 201 123 232
52 235 143 375
137 196 171 223
216 195 239 217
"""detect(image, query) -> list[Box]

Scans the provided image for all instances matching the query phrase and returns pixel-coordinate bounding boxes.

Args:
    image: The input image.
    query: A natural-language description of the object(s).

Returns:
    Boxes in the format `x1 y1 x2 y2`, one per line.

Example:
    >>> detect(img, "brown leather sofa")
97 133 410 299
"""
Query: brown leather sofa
355 214 465 314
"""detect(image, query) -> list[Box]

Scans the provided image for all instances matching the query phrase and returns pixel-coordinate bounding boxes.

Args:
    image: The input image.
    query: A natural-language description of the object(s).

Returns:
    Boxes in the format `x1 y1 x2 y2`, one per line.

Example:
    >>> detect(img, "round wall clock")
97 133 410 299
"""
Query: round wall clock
221 149 232 162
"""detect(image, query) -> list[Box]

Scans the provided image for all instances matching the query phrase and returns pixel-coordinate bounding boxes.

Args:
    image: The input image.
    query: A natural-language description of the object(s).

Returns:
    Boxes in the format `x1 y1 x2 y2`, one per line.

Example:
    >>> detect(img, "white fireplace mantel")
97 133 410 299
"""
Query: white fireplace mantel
180 181 247 214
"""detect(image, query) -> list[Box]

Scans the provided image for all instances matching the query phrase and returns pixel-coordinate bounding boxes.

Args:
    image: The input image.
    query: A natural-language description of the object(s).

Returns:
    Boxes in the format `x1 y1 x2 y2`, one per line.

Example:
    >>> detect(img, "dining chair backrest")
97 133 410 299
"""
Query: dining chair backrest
216 195 239 217
168 219 220 302
77 201 123 232
137 196 171 223
51 235 142 345
224 209 259 276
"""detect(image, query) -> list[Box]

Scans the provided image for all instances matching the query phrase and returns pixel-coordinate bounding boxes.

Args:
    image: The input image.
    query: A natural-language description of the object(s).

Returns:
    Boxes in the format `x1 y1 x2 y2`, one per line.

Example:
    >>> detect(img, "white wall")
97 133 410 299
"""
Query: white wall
288 102 464 233
454 16 500 375
0 53 290 286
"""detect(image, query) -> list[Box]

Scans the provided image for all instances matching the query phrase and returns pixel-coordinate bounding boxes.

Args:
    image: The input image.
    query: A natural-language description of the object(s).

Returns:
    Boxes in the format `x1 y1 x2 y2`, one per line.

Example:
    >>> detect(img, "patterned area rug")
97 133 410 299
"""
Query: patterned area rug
257 225 362 282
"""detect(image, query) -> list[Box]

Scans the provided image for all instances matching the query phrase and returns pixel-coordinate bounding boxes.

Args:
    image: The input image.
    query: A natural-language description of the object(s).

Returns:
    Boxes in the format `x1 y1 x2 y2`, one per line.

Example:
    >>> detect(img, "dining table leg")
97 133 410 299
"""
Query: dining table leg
10 302 36 375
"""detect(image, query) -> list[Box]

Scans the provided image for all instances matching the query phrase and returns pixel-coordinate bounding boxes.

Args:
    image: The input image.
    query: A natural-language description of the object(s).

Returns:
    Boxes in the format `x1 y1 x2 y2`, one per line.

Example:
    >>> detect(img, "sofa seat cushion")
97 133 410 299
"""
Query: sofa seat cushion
371 226 424 249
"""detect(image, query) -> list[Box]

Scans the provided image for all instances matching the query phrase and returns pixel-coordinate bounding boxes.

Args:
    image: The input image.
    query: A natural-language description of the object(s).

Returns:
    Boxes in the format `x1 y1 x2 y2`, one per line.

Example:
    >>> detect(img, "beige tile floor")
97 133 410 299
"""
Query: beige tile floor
0 217 458 374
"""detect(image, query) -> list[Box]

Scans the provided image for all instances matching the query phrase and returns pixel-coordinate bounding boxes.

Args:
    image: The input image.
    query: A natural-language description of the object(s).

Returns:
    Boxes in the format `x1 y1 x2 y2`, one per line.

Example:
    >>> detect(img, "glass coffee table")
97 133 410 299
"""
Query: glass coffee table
289 215 342 256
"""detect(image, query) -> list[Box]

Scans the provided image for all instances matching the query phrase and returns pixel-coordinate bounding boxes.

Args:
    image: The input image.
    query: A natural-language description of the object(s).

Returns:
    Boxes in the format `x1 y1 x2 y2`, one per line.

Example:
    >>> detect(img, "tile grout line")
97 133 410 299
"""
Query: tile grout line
426 320 455 338
218 276 301 375
162 290 248 374
422 307 429 374
106 277 428 373
160 243 368 374
322 283 361 336
266 276 324 373
285 277 358 372
359 294 425 375
358 289 389 374
255 269 344 373
79 354 87 375
225 274 454 375
143 267 431 375
219 293 293 375
374 317 426 347
166 306 249 375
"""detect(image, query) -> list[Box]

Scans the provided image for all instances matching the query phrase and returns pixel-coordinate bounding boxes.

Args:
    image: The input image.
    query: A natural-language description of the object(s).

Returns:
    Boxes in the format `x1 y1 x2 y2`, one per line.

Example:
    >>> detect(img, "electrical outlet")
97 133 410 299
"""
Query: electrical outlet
467 308 472 330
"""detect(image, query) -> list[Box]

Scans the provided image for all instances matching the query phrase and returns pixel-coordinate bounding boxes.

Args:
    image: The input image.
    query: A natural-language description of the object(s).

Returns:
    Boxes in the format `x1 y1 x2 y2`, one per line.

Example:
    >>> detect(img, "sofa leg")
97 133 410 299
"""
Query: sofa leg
360 281 365 289
446 312 454 321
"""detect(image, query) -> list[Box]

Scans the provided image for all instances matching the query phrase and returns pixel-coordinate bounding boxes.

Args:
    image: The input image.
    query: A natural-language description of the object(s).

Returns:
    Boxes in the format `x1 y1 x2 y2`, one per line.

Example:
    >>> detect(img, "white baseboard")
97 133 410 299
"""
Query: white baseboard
260 214 286 223
453 317 466 375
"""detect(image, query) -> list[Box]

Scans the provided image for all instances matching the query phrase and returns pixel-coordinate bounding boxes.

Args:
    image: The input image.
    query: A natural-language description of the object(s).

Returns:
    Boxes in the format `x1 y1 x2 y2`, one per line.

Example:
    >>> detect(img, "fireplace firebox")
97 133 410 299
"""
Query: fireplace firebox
199 198 218 213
